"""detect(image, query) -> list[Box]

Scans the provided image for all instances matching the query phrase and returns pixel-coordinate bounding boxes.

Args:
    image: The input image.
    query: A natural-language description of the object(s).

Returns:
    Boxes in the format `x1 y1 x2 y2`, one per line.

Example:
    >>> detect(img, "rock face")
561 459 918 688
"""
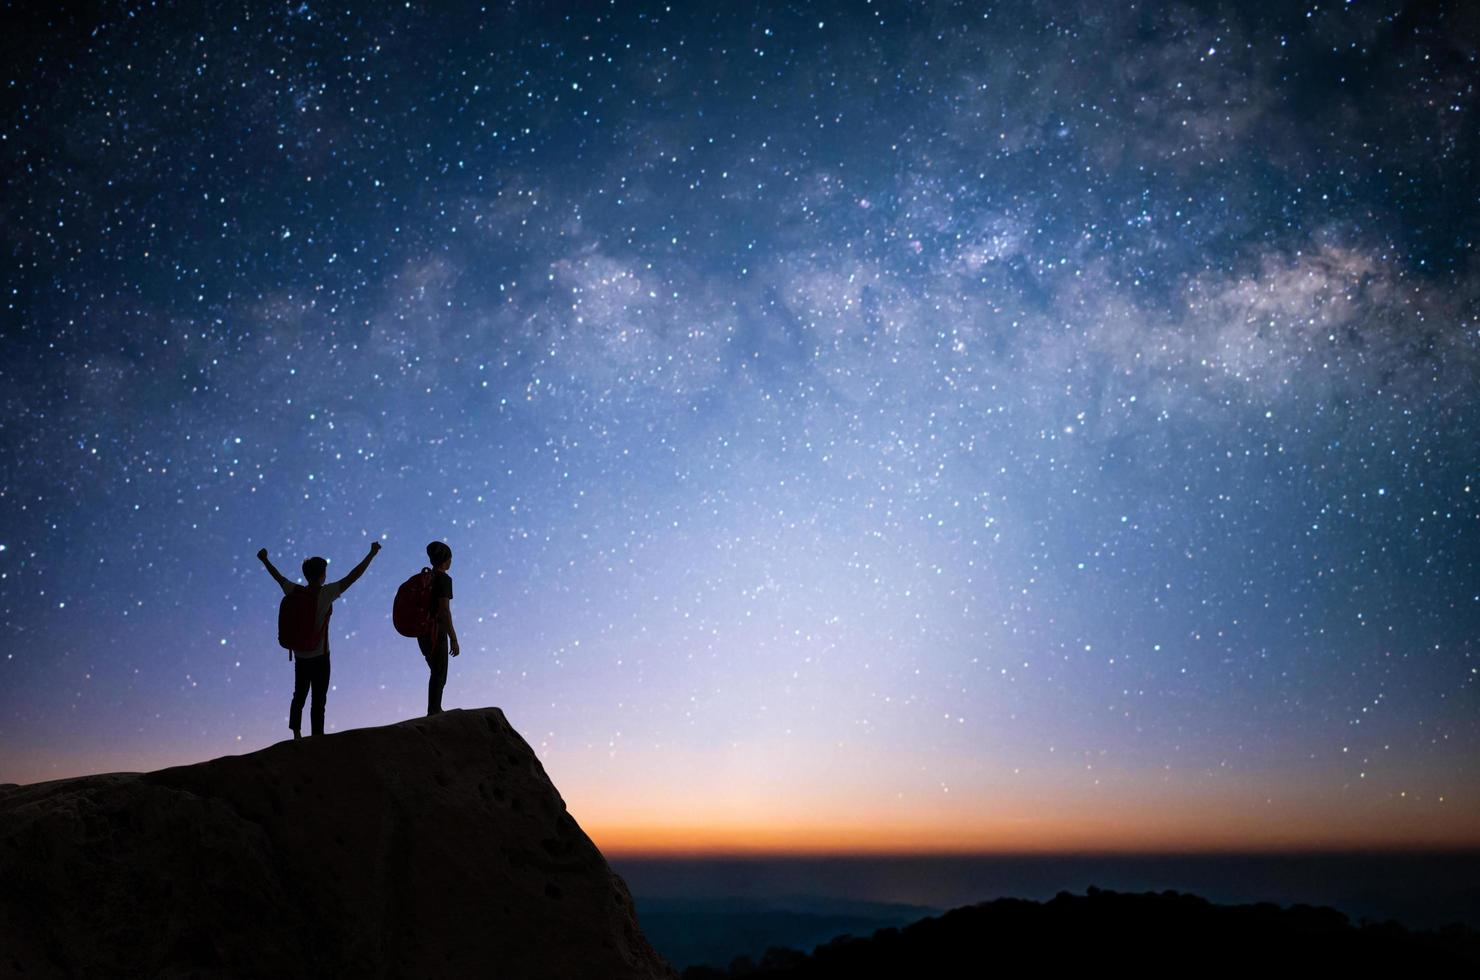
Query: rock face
0 708 675 979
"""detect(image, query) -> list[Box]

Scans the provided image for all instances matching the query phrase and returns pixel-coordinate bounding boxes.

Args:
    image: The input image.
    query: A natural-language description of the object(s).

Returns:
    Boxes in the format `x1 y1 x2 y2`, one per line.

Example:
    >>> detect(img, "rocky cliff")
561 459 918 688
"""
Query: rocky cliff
0 708 674 979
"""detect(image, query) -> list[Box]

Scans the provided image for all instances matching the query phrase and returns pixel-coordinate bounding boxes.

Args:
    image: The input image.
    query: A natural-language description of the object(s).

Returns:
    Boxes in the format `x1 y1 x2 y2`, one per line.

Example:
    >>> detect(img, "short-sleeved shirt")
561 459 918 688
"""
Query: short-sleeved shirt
430 572 453 614
420 572 454 656
279 579 347 659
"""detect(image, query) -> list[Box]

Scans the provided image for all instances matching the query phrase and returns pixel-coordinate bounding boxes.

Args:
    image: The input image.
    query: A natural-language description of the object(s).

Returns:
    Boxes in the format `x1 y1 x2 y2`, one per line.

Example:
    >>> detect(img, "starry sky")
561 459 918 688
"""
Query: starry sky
2 1 1478 854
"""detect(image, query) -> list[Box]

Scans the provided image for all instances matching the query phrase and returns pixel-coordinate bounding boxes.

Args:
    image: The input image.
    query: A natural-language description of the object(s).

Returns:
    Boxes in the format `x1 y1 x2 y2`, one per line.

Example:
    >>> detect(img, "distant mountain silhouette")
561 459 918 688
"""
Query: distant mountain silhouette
635 896 939 971
680 887 1480 977
0 709 674 979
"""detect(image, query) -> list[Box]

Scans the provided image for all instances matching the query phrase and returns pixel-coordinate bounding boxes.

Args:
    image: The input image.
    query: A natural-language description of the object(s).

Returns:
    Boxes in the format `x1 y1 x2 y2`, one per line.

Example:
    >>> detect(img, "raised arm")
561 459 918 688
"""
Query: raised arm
257 549 295 591
334 541 382 592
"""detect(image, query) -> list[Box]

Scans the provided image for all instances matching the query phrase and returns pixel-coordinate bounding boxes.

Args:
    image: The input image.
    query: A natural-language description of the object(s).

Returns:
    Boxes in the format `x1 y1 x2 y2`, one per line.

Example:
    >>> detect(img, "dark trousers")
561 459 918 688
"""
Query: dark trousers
418 631 448 716
289 654 331 735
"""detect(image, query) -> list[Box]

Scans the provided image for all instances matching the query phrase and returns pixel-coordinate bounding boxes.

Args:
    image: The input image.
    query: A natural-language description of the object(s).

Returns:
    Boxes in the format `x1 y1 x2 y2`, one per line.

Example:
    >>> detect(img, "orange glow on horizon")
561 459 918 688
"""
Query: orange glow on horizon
570 763 1480 859
587 817 1480 859
14 724 1480 862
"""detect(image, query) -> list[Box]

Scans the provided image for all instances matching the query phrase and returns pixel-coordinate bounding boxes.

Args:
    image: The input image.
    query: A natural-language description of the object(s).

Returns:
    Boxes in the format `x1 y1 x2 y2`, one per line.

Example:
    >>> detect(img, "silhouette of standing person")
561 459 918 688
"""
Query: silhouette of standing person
257 542 381 738
420 541 459 715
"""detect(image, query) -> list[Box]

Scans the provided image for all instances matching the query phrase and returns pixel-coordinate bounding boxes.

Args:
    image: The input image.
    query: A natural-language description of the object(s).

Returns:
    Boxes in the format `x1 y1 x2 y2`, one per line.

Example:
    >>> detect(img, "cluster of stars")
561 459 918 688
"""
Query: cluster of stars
1 1 1476 850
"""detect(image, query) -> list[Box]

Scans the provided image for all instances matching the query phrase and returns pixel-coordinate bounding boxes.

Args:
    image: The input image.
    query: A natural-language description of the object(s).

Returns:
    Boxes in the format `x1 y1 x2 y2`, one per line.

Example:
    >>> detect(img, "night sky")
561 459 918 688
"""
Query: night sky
2 1 1478 854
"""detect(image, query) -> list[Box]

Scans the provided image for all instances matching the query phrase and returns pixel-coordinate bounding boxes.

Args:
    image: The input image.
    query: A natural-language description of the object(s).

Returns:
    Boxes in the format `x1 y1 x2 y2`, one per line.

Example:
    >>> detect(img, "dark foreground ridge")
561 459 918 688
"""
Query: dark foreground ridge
681 887 1480 978
0 708 675 979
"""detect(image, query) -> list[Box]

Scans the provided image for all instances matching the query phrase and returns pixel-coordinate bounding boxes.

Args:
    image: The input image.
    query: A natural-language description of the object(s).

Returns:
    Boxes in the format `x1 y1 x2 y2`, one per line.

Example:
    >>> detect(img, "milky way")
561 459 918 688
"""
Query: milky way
2 1 1477 851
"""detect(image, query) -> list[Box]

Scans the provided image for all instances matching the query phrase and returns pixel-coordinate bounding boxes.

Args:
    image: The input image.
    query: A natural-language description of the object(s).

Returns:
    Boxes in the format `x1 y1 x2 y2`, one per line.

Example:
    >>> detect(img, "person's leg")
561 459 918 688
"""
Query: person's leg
289 658 311 737
419 633 448 715
309 655 330 736
428 647 447 715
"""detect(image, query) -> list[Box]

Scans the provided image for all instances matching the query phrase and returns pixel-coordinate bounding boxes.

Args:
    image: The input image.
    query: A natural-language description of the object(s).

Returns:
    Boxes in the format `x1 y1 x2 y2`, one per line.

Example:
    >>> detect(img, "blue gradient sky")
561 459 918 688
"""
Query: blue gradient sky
2 1 1478 852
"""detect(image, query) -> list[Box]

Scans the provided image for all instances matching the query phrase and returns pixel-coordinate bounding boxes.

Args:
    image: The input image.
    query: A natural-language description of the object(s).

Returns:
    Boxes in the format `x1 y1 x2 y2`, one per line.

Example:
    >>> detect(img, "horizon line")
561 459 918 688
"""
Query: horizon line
598 841 1480 860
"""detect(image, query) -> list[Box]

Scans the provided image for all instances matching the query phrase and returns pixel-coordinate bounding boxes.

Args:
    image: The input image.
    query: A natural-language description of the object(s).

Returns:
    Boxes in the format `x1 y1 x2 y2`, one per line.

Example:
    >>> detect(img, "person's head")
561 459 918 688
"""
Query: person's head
427 540 452 571
302 556 328 585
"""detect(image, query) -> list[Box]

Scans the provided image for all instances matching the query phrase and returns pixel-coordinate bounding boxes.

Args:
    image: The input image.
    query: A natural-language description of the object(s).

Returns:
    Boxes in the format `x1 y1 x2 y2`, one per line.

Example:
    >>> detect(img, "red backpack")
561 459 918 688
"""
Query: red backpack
393 568 437 638
278 586 328 660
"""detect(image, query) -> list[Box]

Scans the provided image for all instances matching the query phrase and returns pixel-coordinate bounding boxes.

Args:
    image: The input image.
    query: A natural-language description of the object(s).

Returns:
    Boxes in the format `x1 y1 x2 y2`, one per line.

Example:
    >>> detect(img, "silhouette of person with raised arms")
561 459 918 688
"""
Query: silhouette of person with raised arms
420 540 459 715
257 541 381 739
